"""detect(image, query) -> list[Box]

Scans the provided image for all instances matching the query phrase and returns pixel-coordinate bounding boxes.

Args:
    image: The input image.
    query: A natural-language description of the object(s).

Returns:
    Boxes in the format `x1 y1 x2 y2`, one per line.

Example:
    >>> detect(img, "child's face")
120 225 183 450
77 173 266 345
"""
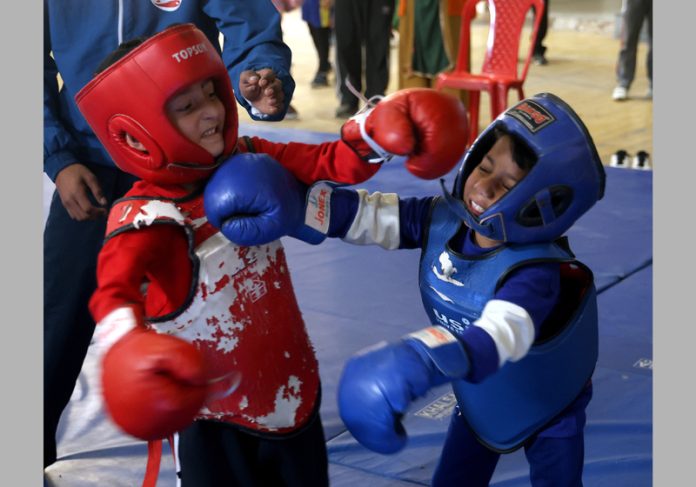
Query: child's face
463 134 529 222
165 78 226 158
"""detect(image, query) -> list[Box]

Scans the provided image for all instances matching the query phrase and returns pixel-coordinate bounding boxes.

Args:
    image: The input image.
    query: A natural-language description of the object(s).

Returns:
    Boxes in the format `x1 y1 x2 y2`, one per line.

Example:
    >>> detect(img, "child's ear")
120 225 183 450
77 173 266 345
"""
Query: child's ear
124 133 148 153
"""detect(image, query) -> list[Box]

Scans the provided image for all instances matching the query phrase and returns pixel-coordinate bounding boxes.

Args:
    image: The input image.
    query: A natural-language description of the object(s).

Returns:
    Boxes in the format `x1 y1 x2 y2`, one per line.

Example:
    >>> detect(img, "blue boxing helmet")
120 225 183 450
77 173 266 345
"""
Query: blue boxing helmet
441 93 606 244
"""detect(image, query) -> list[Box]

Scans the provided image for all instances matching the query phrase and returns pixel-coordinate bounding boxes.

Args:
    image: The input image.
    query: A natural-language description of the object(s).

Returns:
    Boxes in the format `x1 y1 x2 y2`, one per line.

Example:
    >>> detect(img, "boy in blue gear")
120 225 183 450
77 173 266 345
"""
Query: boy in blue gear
206 92 605 486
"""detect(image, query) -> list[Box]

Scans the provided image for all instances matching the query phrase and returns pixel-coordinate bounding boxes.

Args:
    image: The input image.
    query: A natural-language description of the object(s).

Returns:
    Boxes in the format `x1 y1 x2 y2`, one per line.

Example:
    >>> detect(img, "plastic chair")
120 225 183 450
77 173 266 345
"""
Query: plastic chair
435 0 545 145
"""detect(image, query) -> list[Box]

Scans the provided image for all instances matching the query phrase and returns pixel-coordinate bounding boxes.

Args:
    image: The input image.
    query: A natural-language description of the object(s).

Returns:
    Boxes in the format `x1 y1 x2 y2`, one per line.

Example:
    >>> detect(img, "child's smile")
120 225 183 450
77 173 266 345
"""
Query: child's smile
166 78 226 158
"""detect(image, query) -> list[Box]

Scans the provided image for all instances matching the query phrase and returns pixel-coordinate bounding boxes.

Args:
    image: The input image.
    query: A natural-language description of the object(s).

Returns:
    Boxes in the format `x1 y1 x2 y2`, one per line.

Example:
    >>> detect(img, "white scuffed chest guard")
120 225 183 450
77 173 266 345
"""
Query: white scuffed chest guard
106 195 320 435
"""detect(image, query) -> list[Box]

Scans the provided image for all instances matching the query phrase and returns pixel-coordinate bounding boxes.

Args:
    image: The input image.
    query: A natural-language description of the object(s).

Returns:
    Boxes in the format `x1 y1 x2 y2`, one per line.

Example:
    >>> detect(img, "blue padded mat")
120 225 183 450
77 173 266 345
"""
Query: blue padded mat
596 265 653 376
321 264 653 486
45 125 653 486
565 168 652 293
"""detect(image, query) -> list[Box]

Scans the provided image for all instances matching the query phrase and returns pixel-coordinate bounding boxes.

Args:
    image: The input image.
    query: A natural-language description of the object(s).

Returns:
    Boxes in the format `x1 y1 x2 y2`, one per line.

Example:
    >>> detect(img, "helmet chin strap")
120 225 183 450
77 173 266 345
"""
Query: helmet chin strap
439 179 506 242
166 159 223 171
440 178 471 222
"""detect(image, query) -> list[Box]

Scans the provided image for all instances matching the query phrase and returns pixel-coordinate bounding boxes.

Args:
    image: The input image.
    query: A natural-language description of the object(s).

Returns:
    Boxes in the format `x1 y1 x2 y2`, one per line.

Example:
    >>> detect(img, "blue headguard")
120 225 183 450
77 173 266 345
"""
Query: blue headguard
441 93 606 244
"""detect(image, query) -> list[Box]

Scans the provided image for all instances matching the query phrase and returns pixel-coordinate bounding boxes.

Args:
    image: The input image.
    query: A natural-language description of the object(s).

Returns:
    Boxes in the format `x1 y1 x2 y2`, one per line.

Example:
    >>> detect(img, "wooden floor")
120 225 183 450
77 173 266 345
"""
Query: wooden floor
239 5 653 167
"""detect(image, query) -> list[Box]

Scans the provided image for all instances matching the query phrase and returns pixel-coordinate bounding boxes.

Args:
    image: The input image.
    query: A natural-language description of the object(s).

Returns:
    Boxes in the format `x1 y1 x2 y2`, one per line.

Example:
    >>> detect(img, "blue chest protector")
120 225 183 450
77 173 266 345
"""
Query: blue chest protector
419 198 598 452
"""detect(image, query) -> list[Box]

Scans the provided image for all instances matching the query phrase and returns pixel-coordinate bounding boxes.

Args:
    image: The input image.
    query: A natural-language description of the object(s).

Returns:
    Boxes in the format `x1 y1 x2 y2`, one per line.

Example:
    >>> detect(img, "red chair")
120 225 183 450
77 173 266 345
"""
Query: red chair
435 0 545 145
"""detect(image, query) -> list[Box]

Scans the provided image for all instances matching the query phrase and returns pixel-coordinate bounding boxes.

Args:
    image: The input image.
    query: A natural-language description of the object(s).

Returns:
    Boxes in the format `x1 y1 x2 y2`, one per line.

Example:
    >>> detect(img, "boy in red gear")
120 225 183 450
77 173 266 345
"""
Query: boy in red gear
76 23 468 486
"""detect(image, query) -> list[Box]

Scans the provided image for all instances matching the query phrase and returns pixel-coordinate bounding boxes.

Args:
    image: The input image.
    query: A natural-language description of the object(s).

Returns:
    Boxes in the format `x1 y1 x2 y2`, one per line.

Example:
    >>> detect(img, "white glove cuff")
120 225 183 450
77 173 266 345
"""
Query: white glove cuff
343 189 401 249
94 306 139 351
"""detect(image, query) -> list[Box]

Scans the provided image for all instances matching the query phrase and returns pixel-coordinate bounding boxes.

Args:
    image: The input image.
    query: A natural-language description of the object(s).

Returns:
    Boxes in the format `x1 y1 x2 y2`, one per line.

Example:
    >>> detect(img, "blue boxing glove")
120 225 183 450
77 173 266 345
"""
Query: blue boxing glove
204 153 326 246
338 326 470 454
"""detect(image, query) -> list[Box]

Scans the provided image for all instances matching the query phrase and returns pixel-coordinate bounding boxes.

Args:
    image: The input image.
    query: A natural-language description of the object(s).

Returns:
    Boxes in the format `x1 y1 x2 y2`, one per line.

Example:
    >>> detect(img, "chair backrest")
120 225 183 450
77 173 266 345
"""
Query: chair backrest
455 0 545 81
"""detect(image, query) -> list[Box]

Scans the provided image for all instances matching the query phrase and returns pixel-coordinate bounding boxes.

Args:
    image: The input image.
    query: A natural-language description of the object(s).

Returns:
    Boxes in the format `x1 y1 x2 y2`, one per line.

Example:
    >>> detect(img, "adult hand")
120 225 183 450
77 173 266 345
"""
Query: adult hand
54 163 108 221
239 69 285 117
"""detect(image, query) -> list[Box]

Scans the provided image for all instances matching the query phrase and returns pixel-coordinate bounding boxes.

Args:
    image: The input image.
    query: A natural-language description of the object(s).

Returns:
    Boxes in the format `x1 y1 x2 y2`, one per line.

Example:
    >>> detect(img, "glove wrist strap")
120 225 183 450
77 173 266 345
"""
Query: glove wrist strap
352 103 395 164
304 182 334 234
404 326 470 379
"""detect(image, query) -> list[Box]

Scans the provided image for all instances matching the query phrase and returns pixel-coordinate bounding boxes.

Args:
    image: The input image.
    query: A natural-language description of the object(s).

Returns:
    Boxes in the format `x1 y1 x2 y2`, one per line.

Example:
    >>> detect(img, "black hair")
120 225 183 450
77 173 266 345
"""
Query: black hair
95 23 191 75
94 37 147 74
452 122 539 199
491 126 537 172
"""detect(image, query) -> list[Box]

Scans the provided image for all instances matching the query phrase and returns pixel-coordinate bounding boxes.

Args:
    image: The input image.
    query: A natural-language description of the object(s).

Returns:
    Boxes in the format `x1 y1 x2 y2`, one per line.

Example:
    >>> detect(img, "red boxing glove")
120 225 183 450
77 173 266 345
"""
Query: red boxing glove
340 88 469 179
101 327 209 440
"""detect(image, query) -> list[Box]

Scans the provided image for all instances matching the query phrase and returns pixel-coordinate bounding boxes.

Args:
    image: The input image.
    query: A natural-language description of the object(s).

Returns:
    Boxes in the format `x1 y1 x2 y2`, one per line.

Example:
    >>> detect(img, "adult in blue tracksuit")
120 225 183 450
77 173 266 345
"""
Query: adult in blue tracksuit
43 0 295 468
205 92 606 486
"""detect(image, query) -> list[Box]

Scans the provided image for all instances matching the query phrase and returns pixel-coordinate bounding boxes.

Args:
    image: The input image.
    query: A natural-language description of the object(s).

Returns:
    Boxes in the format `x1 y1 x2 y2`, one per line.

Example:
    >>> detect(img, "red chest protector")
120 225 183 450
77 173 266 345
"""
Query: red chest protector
105 192 320 435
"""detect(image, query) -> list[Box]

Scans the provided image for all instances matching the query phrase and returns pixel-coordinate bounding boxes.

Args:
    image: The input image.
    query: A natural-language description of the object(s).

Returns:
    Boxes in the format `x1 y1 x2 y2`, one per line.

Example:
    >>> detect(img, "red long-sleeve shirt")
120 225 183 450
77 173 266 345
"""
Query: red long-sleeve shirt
90 135 379 324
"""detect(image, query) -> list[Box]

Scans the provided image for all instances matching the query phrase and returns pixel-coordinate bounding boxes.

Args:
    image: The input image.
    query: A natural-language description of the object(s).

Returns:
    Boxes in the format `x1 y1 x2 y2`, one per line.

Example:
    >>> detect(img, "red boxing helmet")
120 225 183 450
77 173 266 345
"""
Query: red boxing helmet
75 23 239 185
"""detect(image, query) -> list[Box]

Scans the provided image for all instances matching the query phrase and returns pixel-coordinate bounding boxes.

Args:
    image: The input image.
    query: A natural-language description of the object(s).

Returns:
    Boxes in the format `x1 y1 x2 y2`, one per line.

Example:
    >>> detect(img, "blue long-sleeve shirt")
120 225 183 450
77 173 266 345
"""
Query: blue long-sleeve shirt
44 0 294 181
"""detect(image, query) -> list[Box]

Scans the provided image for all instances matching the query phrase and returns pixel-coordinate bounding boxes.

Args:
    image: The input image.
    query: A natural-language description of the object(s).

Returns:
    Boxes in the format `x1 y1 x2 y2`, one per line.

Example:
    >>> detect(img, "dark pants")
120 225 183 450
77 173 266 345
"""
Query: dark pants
616 0 652 88
533 0 549 56
308 24 332 73
334 0 394 108
43 164 137 468
432 385 592 487
178 416 329 487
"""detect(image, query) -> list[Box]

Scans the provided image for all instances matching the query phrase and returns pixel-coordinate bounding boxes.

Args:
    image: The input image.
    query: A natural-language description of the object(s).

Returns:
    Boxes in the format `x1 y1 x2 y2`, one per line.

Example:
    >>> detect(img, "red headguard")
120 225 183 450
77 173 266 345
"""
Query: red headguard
76 23 239 184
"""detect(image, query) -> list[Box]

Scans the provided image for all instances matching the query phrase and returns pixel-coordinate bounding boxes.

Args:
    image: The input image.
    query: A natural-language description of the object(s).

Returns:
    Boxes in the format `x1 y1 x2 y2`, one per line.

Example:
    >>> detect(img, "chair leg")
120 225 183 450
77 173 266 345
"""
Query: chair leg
468 91 481 145
489 88 498 125
492 85 509 119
